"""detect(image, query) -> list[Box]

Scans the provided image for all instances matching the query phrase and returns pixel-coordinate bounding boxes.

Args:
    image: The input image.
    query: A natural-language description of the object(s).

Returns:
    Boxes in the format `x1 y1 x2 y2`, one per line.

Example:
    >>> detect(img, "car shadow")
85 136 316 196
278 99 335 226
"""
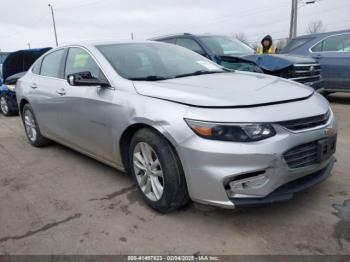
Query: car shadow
326 93 350 105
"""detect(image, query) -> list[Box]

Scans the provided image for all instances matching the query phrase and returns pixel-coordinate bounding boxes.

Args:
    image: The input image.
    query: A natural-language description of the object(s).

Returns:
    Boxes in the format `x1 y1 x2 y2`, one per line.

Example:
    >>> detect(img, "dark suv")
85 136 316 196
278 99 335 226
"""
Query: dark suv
152 34 323 91
281 29 350 94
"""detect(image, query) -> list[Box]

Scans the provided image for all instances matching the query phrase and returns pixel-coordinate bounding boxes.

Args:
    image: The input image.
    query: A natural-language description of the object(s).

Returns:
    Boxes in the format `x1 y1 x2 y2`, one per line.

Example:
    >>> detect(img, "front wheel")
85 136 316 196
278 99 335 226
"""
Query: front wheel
129 128 189 213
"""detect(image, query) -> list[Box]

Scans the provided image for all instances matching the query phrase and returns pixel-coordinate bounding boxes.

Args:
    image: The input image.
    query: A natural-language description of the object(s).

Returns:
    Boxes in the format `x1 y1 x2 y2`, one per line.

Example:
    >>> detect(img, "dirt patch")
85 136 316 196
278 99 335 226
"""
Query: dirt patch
0 213 81 244
332 199 350 248
89 184 136 201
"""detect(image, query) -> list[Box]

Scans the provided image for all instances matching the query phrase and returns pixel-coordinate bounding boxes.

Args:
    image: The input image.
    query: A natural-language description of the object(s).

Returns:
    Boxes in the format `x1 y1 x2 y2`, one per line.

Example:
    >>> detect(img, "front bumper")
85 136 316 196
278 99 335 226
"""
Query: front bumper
176 113 337 209
304 79 324 92
231 157 335 207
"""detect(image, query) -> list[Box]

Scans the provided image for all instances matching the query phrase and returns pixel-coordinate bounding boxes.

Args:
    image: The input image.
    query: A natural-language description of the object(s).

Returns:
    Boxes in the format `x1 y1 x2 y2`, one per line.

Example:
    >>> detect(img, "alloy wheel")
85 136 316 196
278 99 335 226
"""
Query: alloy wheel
0 96 9 114
24 110 37 142
133 142 164 202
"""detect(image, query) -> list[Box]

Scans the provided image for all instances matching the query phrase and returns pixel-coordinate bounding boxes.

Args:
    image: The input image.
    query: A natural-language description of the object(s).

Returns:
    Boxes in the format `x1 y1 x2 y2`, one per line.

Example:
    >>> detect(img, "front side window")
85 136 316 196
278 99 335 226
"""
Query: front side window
160 38 176 44
40 49 65 78
96 43 223 80
322 35 344 52
199 36 254 56
311 41 323 52
312 34 350 52
65 47 103 79
283 38 313 53
342 35 350 51
176 38 205 55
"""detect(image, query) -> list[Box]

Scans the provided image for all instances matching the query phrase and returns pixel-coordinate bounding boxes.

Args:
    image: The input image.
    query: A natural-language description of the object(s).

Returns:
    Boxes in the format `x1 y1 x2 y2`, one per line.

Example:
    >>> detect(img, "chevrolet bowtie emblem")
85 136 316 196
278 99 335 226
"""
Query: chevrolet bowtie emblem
324 127 334 137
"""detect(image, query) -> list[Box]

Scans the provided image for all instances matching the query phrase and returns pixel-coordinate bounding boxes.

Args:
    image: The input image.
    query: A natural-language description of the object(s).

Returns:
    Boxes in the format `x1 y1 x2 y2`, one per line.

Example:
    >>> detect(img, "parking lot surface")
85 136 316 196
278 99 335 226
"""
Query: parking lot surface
0 94 350 255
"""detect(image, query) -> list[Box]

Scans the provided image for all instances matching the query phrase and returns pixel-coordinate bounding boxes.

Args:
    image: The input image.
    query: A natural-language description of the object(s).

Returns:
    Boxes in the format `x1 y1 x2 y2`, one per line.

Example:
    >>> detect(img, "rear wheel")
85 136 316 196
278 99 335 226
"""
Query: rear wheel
22 104 50 147
129 128 189 213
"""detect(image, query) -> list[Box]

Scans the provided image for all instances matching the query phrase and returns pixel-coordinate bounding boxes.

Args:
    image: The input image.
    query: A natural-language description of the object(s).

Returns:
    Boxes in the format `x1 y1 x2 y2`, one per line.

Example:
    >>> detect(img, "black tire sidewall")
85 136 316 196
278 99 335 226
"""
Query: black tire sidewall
22 104 49 147
0 94 11 116
129 128 189 213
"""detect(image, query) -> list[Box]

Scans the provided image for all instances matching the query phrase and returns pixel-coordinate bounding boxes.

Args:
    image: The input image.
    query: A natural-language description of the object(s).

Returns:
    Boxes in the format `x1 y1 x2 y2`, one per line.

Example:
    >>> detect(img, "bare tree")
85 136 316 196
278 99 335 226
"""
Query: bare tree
307 20 325 34
275 38 289 52
251 42 259 51
232 32 249 45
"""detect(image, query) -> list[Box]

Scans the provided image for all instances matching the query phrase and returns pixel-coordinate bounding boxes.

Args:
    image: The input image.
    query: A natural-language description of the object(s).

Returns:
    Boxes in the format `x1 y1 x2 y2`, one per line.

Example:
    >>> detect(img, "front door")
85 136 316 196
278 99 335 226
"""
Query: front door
311 33 350 90
57 47 115 162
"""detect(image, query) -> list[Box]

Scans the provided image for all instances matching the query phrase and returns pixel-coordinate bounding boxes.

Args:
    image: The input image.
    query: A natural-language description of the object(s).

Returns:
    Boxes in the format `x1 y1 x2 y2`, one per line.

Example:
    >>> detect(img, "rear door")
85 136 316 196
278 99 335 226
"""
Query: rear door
57 47 115 162
311 33 350 90
27 48 67 138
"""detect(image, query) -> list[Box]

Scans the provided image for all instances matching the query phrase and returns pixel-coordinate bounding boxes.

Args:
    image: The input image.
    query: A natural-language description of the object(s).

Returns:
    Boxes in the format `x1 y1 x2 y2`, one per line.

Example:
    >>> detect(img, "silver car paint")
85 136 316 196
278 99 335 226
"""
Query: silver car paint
133 71 314 107
16 42 336 208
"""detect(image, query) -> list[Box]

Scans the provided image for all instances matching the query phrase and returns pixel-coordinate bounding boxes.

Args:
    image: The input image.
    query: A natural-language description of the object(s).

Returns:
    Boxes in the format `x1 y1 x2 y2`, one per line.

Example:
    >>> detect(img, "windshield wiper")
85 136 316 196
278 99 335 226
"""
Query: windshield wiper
174 70 224 79
129 76 169 81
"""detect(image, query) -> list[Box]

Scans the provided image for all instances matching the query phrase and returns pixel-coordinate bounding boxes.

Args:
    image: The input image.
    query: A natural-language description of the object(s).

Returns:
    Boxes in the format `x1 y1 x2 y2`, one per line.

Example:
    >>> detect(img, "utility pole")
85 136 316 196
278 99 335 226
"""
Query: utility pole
48 4 58 47
131 33 134 40
289 0 319 39
27 42 31 49
289 0 298 39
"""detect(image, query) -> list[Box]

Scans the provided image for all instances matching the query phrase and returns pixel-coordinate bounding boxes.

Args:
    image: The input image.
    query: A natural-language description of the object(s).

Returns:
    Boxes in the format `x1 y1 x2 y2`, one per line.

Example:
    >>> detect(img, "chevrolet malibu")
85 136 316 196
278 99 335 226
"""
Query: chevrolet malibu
16 41 337 212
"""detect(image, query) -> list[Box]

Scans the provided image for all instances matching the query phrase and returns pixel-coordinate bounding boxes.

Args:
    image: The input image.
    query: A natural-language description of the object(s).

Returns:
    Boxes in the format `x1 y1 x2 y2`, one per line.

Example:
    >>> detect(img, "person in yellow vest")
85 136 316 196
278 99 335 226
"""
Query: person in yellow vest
256 35 277 54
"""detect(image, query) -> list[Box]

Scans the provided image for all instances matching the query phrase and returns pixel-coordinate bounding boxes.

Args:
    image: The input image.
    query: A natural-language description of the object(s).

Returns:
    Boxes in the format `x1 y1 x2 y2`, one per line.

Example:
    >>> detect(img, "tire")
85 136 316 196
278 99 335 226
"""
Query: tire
0 94 15 116
22 104 50 147
129 128 189 213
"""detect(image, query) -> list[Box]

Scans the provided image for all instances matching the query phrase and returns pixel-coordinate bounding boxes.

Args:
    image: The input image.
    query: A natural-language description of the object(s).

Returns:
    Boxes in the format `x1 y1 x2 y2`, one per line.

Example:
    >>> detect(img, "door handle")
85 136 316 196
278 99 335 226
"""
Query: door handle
30 83 38 89
56 88 66 95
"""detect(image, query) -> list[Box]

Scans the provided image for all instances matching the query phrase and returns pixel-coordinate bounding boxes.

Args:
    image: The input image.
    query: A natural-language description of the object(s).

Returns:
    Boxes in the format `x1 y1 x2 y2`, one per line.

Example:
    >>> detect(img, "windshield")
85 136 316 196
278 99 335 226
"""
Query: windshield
96 43 224 80
281 37 313 53
199 36 254 56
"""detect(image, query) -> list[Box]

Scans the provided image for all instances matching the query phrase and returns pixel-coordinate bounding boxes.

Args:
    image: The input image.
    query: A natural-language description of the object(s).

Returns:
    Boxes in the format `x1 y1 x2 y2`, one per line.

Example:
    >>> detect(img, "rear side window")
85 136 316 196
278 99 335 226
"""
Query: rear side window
40 49 65 78
176 38 205 55
31 58 42 75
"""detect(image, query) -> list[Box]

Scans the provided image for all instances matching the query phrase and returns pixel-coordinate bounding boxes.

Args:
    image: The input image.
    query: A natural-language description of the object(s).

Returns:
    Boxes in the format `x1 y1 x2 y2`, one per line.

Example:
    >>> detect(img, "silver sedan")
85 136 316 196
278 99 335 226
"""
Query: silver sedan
16 41 337 212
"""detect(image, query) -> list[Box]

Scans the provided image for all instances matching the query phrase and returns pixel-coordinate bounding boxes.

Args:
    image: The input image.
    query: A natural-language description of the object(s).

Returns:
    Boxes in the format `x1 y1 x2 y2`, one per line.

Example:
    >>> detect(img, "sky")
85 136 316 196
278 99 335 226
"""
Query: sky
0 0 349 51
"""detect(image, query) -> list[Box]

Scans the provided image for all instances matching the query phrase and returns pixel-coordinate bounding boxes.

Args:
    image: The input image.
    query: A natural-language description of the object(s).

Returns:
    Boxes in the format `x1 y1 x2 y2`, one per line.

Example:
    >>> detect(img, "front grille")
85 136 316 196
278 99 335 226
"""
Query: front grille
283 141 318 168
287 63 321 84
278 111 330 131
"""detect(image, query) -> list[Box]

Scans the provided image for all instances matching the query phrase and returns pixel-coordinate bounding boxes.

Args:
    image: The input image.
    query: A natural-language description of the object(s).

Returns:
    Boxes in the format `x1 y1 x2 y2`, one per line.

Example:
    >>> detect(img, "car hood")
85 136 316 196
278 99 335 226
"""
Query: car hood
226 54 317 72
133 72 314 107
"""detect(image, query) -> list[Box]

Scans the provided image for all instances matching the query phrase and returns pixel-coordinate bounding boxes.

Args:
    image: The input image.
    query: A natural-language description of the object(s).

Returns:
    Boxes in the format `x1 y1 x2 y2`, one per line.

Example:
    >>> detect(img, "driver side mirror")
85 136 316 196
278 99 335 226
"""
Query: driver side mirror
67 71 109 87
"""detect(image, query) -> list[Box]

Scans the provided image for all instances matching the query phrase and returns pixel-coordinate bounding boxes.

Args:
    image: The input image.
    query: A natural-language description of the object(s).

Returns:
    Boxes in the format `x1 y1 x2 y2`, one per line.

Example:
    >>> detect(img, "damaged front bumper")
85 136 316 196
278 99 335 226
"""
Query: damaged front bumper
177 112 337 209
231 157 335 207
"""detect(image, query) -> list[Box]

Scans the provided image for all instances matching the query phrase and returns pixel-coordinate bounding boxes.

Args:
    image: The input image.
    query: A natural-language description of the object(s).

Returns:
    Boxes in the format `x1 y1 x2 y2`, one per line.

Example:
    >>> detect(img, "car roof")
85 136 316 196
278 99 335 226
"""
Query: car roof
56 40 167 49
293 29 350 39
150 33 233 41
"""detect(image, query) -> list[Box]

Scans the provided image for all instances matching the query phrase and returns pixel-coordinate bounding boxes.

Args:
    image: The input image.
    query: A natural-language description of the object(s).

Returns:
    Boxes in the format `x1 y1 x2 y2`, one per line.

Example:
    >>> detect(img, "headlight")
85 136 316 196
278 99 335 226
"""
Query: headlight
6 85 16 91
185 119 276 142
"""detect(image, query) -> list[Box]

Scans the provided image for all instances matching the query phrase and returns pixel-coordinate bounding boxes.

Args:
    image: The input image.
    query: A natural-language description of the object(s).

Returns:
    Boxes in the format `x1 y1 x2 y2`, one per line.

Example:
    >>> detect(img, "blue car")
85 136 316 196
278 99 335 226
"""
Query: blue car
152 33 323 91
0 48 50 116
282 29 350 94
